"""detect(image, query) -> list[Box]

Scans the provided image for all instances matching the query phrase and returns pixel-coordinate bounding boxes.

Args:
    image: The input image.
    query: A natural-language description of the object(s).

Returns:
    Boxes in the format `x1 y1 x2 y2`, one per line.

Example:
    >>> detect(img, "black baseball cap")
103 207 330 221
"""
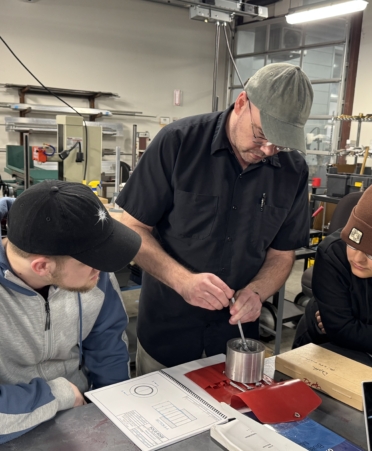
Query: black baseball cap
7 180 141 272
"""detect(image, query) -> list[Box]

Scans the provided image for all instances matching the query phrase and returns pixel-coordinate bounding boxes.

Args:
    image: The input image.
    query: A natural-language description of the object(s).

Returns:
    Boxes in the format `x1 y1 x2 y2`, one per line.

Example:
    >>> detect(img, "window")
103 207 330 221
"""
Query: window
229 16 349 180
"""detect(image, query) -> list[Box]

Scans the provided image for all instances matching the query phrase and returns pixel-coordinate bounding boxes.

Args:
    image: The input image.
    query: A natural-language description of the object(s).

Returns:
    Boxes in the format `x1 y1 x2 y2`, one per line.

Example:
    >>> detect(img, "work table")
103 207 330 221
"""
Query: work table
2 357 366 450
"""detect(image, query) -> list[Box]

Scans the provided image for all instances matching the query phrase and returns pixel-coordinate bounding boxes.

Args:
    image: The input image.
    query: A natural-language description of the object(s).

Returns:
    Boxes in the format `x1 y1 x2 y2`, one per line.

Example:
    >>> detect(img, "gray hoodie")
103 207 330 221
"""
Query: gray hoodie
0 197 130 444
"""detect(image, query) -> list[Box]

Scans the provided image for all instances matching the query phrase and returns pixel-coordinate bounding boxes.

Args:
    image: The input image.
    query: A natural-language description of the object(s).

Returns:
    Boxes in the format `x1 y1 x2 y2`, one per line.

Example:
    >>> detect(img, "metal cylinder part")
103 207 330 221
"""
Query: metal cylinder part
225 338 265 384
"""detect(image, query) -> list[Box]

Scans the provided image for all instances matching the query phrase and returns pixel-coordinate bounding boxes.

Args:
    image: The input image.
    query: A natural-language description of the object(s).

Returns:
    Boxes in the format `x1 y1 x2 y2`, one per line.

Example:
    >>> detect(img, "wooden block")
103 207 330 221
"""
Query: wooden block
275 343 372 410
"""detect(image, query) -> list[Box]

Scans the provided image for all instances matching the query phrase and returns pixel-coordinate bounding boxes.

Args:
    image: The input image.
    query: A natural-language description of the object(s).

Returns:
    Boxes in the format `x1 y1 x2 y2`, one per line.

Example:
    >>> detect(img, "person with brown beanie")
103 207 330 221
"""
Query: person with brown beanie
293 184 372 351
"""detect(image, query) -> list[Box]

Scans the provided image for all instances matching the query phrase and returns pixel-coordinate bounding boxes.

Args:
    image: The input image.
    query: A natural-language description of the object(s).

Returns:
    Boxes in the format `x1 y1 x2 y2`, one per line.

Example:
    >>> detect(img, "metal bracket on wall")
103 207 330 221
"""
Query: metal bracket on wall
0 103 157 119
5 117 124 137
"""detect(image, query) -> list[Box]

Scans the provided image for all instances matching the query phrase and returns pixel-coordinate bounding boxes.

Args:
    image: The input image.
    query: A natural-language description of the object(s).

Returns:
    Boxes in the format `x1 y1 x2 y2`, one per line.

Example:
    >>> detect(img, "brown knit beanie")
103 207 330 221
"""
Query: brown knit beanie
341 185 372 255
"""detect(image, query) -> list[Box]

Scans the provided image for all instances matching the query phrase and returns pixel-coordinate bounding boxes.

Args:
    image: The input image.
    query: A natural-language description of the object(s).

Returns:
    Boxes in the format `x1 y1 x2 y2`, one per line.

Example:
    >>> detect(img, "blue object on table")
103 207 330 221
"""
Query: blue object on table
269 417 363 451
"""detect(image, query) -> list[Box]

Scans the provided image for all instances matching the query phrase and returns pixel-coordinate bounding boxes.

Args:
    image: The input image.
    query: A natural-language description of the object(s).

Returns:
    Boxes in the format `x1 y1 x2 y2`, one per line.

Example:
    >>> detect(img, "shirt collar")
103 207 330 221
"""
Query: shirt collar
267 154 281 167
211 105 234 155
210 105 281 168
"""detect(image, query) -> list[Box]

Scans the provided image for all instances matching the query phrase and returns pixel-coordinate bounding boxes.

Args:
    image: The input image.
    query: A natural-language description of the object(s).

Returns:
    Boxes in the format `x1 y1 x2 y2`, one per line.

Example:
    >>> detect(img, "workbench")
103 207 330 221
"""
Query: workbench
2 356 366 450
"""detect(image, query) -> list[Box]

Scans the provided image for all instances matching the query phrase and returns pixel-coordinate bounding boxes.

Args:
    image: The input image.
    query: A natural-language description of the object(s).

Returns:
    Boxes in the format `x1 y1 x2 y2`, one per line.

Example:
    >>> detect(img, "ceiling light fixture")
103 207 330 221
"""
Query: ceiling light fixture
286 0 368 24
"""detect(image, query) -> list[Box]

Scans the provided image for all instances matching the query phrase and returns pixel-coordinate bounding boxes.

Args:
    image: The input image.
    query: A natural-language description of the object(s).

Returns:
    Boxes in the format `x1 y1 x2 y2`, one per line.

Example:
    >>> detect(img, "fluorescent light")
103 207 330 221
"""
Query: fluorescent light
286 0 368 24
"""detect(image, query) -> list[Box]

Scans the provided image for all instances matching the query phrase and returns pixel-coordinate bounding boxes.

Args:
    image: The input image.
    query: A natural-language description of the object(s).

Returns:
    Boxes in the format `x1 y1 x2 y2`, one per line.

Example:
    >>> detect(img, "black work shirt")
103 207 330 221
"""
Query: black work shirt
116 105 309 366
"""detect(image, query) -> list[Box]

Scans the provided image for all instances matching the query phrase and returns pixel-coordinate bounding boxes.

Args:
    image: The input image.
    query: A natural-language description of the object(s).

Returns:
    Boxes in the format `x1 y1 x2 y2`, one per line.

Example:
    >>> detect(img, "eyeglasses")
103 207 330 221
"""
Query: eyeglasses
347 244 372 261
247 99 296 153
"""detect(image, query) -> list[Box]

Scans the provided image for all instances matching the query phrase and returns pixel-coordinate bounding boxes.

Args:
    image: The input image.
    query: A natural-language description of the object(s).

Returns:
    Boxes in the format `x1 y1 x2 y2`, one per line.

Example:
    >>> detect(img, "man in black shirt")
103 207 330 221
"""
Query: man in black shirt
116 63 313 375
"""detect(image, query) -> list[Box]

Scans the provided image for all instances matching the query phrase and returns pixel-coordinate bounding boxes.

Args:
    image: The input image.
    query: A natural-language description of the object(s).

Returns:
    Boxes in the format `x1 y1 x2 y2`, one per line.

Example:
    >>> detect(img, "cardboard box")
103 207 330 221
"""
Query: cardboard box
98 196 109 204
275 344 372 411
103 203 123 222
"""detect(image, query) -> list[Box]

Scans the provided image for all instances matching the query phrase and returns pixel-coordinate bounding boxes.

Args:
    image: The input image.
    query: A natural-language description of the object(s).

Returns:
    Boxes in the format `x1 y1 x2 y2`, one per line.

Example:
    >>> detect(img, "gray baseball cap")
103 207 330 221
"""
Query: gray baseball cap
245 63 313 153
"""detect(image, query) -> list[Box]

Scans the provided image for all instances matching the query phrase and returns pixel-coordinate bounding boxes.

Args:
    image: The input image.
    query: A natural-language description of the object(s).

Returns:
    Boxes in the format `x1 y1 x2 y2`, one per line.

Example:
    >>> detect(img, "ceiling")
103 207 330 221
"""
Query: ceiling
141 0 280 14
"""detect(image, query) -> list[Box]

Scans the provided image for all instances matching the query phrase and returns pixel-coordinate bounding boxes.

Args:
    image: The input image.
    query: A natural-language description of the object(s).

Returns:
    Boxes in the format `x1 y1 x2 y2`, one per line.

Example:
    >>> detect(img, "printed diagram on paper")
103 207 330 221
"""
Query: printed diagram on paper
86 372 226 451
120 381 198 430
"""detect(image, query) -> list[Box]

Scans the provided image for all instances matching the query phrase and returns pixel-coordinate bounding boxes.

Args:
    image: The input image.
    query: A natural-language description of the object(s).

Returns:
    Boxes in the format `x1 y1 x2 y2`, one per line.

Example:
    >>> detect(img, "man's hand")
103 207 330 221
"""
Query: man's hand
69 382 87 407
315 310 326 334
180 273 234 310
229 288 262 324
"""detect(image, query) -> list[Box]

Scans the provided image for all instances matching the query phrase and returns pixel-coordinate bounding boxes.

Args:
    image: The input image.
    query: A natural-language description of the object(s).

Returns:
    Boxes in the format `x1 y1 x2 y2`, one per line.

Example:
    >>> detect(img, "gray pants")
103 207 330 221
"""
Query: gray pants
136 339 166 376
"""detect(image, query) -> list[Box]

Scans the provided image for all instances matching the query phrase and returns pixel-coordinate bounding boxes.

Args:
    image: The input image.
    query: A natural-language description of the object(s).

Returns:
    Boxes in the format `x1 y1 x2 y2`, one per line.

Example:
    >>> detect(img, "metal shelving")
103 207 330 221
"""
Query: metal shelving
333 114 372 147
0 83 156 143
4 116 124 137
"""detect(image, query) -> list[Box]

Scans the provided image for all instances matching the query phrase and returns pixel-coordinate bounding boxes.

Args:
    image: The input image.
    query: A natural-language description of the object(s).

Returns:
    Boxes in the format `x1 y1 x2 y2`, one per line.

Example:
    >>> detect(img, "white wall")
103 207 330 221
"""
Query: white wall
0 0 227 185
351 5 372 148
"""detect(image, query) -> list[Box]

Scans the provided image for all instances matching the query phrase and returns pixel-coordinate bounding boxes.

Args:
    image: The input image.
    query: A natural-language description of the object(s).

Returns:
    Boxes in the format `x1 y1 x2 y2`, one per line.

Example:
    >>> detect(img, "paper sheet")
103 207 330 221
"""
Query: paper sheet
86 370 227 451
211 403 306 451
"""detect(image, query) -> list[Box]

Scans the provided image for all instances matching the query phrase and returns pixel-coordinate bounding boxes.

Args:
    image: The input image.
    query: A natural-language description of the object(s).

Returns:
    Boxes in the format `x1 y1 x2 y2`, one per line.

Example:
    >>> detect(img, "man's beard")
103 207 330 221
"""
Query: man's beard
57 279 99 293
49 267 99 293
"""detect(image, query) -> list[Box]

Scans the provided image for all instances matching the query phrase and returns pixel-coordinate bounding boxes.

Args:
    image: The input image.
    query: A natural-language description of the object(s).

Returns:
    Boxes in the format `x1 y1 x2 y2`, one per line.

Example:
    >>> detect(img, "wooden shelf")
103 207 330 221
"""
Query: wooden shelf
3 83 119 99
3 83 120 144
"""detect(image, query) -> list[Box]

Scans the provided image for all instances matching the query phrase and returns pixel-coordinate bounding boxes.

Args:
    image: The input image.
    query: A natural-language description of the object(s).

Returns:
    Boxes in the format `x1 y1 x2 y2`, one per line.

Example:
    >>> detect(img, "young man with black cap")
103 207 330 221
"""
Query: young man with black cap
116 63 314 375
0 180 141 444
293 185 372 351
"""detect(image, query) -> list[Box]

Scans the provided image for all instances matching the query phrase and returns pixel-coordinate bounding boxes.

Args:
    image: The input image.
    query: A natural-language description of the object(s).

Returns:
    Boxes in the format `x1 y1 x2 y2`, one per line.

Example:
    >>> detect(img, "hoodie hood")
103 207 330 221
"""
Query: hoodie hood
0 197 37 295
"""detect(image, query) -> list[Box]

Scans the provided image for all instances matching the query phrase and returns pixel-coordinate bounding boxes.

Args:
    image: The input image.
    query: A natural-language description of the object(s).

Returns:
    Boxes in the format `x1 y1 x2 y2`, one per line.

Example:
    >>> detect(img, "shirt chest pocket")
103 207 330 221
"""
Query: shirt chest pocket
173 190 219 240
249 204 289 249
